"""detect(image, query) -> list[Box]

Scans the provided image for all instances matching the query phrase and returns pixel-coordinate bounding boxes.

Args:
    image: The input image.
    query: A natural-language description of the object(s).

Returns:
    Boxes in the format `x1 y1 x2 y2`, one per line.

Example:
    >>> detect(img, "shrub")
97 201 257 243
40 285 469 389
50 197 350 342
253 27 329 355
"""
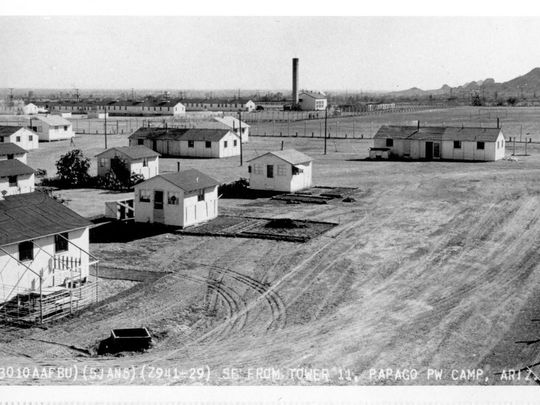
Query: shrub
56 149 90 187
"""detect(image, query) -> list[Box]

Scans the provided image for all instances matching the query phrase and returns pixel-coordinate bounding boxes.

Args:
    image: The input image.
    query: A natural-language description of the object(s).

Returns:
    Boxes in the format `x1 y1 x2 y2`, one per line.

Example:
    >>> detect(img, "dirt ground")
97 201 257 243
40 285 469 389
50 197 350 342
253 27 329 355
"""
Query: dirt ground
2 108 540 386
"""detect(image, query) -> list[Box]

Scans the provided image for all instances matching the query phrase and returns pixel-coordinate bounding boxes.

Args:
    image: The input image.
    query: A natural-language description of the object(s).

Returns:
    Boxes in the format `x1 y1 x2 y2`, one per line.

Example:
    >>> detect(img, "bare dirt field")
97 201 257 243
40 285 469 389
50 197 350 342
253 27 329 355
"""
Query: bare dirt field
2 108 540 386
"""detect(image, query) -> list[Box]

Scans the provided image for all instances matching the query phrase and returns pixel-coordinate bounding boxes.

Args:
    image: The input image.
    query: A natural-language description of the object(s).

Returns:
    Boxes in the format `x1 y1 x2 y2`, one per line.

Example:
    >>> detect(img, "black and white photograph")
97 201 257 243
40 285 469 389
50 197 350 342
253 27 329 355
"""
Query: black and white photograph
1 2 540 400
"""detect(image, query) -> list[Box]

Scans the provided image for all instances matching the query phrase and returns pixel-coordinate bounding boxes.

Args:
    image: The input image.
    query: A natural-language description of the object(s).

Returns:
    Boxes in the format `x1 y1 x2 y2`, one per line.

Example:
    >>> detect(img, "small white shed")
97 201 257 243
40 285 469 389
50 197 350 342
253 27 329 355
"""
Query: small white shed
0 126 39 150
248 149 313 192
0 159 35 197
134 169 220 228
30 115 74 141
0 143 28 164
214 116 250 143
95 145 160 180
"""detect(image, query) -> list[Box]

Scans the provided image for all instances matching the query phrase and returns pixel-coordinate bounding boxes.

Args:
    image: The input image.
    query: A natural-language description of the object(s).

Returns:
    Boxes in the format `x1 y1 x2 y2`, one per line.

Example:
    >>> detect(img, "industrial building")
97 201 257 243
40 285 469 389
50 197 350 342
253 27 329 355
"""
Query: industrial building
248 149 313 192
134 169 220 228
372 124 506 161
298 91 328 111
290 58 328 111
96 146 160 180
129 127 241 158
0 126 39 150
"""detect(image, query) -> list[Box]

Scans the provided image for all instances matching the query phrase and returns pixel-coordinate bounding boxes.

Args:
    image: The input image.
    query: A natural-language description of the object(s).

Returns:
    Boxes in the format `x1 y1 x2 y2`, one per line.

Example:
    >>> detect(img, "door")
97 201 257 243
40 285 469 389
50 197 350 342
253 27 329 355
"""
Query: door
263 164 274 189
425 142 433 160
433 143 440 158
153 190 164 223
152 140 157 151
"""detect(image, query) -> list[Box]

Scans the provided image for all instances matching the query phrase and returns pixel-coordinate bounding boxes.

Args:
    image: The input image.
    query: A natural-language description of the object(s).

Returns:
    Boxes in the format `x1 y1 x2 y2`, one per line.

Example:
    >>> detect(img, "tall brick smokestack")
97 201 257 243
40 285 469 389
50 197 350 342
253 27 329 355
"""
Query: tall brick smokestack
292 58 299 105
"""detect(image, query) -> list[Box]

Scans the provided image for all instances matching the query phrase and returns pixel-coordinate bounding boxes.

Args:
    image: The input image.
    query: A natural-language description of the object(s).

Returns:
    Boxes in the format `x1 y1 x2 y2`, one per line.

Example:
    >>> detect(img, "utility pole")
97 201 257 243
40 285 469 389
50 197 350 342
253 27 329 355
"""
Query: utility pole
104 105 108 149
324 106 328 155
238 110 243 166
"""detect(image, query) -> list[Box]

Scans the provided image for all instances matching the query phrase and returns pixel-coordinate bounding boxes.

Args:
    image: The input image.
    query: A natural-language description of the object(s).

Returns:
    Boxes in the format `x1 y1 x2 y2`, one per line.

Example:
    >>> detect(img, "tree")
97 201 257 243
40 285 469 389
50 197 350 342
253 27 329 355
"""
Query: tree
56 149 90 186
471 94 483 106
507 97 518 106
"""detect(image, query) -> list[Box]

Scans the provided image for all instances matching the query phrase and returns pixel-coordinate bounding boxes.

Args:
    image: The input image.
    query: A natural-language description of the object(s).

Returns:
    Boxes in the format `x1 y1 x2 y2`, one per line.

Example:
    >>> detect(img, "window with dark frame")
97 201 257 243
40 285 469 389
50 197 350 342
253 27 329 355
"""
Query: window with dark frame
18 241 34 261
8 176 17 186
143 158 148 167
7 154 14 160
386 138 393 147
197 189 205 201
267 165 274 178
54 233 69 253
454 141 462 149
138 139 144 145
205 141 211 148
224 141 228 148
477 141 485 150
16 136 21 142
188 140 194 148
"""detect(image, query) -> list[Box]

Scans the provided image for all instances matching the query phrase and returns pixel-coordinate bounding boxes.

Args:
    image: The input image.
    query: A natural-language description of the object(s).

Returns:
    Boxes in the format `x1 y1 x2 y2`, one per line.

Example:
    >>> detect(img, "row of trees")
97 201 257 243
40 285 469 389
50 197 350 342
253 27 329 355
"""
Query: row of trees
47 149 144 191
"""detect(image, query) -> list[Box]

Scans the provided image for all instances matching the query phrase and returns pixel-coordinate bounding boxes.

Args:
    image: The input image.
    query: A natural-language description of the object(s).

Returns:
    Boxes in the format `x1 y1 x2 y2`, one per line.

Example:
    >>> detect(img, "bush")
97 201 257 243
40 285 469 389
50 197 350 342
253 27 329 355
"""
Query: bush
56 149 91 187
218 178 250 198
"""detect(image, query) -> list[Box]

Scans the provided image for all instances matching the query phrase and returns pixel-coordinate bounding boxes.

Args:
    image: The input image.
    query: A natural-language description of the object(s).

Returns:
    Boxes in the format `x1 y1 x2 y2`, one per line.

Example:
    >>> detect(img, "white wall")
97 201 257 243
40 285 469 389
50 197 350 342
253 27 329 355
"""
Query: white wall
1 127 38 150
249 155 312 192
134 177 218 227
0 152 27 164
97 150 159 179
0 173 35 196
0 227 90 303
130 132 240 158
36 121 75 141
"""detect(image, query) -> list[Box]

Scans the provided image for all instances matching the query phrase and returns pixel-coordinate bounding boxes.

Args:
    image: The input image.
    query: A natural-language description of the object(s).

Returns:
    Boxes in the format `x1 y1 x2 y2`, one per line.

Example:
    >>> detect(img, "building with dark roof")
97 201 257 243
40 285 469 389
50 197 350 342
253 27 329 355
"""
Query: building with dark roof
372 124 506 161
248 149 313 192
0 192 98 318
134 169 220 228
95 145 160 180
0 159 35 197
0 143 28 164
129 126 240 158
0 125 39 150
181 98 256 112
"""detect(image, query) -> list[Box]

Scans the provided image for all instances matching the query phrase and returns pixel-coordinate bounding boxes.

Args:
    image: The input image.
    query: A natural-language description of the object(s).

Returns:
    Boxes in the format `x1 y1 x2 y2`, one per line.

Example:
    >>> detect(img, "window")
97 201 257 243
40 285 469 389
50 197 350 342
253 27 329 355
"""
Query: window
0 136 3 142
8 176 17 186
99 158 107 167
7 154 14 160
16 136 21 142
267 165 274 178
168 192 179 205
18 241 34 261
477 141 485 150
453 141 462 149
54 233 69 253
143 158 148 167
139 189 151 202
248 165 252 173
277 165 286 176
138 139 144 145
292 166 302 175
63 126 68 131
234 140 238 147
253 164 262 174
386 138 393 147
205 141 211 148
224 141 228 148
188 140 194 148
197 189 205 202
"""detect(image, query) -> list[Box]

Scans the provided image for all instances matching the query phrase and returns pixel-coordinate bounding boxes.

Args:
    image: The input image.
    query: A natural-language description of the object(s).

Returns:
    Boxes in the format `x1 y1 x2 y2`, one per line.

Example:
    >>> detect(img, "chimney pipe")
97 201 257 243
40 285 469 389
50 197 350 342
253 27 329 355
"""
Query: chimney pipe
497 117 500 129
417 120 420 130
292 58 299 106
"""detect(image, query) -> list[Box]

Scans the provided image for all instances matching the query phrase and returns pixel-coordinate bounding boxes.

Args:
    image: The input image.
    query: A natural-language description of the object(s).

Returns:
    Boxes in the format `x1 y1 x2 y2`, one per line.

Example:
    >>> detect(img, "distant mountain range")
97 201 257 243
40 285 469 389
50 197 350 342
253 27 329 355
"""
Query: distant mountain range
390 68 540 99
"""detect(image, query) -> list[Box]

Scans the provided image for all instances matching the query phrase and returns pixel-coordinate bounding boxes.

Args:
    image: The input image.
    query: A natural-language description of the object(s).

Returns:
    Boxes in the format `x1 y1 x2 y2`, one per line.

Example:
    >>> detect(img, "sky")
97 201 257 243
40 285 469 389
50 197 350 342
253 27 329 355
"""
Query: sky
2 15 540 92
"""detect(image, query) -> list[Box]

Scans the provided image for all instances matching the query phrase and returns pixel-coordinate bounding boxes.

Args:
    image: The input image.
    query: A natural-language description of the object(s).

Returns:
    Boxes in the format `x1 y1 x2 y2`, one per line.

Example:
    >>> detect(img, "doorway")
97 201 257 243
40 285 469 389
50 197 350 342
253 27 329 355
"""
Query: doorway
425 142 433 160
